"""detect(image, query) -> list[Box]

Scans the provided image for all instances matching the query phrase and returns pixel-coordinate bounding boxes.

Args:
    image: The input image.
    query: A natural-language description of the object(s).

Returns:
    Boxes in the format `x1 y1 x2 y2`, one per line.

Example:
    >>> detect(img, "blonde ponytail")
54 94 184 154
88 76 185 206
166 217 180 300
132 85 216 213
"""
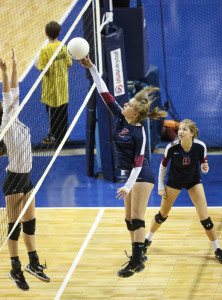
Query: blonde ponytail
148 107 167 120
134 86 167 121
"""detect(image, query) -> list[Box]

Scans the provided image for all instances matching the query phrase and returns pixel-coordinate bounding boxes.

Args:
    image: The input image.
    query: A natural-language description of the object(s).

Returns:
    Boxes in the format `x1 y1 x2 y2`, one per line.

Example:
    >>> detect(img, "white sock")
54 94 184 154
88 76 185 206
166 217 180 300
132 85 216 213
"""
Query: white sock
211 239 219 251
145 230 155 241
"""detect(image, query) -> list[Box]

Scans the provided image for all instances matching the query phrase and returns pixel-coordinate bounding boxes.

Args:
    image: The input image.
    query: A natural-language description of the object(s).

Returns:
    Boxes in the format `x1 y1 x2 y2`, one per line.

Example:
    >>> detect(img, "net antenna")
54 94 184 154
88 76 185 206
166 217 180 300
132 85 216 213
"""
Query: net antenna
0 0 102 252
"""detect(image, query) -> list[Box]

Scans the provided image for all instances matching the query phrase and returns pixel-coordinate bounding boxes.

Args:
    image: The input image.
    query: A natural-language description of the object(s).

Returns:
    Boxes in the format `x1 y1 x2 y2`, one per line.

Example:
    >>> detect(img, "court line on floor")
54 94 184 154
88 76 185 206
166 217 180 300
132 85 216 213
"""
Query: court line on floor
54 207 105 300
36 206 222 209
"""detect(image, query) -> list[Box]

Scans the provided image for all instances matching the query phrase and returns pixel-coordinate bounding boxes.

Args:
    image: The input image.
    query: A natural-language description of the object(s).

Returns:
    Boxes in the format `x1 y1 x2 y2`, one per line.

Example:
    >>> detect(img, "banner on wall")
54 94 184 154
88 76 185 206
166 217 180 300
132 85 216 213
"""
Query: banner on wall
110 48 125 96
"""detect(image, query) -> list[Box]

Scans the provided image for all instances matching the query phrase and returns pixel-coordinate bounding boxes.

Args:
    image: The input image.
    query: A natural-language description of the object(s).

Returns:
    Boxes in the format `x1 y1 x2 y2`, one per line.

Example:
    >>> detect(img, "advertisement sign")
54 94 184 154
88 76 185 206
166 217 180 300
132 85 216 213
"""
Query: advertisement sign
110 48 125 97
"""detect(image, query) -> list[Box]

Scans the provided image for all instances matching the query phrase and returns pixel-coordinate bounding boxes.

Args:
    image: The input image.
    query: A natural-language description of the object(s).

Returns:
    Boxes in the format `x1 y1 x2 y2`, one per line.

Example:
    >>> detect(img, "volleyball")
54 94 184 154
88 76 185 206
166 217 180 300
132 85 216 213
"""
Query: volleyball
67 37 90 60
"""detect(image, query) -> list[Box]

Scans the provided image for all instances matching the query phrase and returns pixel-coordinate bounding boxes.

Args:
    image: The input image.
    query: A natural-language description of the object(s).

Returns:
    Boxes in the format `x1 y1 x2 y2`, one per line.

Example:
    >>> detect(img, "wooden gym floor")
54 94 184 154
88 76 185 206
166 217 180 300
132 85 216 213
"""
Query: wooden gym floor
1 1 222 299
1 207 222 300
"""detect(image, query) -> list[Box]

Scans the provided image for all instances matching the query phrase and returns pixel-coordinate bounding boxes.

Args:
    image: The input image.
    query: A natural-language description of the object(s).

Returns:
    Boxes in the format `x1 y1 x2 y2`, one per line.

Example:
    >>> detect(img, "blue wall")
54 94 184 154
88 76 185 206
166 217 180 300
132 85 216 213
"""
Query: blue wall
141 0 222 147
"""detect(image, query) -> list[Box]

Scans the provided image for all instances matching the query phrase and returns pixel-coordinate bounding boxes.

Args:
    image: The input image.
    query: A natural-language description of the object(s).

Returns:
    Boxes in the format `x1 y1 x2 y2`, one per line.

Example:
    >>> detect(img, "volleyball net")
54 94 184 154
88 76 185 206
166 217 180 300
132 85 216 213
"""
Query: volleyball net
0 0 102 251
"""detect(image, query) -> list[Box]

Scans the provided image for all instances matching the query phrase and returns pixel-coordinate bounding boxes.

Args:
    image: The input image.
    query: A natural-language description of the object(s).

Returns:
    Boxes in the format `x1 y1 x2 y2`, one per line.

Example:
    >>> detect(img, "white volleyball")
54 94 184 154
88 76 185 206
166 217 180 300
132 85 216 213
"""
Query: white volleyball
67 37 90 60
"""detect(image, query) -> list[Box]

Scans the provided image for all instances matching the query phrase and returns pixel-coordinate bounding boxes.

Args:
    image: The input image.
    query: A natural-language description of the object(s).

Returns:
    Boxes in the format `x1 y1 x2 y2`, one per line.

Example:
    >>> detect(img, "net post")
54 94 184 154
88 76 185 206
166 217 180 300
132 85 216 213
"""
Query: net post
95 0 103 74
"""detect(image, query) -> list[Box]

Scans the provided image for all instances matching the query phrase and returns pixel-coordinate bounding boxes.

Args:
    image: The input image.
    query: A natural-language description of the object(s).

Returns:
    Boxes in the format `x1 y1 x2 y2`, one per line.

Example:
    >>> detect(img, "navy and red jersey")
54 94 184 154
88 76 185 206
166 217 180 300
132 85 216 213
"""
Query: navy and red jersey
158 138 208 190
89 65 147 192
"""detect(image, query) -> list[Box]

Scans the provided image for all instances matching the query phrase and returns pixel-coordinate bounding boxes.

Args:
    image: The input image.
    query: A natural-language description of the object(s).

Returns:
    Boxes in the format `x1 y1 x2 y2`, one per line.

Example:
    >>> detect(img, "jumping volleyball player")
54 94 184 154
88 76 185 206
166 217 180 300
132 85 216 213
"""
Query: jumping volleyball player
0 49 50 291
78 55 167 277
144 119 222 264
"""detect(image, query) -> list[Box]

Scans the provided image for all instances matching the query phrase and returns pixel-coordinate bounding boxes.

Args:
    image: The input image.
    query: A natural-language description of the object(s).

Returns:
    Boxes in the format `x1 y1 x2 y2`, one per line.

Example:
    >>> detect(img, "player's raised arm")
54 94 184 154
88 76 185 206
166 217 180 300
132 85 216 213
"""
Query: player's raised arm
0 58 14 129
77 55 122 117
0 59 10 93
10 49 19 111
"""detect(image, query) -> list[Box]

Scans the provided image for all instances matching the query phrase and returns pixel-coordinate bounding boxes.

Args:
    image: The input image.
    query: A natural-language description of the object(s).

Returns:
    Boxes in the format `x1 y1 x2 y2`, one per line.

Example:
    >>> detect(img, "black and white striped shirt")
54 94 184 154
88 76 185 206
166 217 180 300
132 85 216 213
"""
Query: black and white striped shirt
1 88 32 173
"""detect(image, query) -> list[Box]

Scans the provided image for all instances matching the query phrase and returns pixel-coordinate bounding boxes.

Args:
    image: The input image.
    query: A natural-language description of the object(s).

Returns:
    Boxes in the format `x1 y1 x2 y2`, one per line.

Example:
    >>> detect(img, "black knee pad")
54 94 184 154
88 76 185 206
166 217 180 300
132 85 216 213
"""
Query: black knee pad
155 211 168 224
8 222 21 241
23 218 36 235
201 217 214 230
125 219 132 231
131 219 145 231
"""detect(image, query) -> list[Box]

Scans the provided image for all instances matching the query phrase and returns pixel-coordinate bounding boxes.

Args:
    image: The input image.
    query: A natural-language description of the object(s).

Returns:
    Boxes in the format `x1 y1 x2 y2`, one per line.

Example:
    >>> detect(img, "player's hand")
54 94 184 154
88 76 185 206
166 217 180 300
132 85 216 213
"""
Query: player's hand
116 186 129 200
76 55 93 68
0 58 7 72
201 161 209 174
158 189 166 199
11 48 17 65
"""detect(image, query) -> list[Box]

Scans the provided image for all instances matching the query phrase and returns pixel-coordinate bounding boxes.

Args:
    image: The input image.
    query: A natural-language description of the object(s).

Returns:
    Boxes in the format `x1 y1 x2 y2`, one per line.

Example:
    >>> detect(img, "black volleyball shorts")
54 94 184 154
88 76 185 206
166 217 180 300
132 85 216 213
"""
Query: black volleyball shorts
3 171 33 196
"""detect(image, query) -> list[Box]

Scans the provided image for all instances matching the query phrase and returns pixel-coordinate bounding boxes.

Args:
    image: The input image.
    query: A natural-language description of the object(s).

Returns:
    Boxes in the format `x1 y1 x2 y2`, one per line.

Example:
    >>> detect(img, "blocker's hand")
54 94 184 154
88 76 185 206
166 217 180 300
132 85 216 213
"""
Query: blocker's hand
116 186 129 200
76 55 93 68
0 58 7 72
11 48 17 65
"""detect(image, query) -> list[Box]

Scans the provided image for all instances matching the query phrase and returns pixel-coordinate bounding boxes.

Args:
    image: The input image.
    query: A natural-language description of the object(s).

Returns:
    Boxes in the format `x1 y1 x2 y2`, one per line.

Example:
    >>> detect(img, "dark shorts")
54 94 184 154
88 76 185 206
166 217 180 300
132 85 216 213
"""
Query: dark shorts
167 178 201 190
125 165 155 184
3 171 33 196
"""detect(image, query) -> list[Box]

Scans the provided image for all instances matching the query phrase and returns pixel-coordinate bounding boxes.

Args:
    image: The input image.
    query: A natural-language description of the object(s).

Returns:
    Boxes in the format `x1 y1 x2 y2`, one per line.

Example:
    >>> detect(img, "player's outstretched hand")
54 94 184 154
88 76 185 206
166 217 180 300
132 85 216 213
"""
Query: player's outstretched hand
76 55 93 68
116 186 129 200
0 58 7 72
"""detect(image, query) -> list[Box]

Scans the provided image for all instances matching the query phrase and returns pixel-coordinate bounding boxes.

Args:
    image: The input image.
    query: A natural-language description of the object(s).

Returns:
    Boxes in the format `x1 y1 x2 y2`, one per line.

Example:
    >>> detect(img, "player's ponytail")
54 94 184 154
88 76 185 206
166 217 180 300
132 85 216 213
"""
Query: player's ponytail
135 86 167 121
147 107 167 120
180 119 199 140
194 127 199 139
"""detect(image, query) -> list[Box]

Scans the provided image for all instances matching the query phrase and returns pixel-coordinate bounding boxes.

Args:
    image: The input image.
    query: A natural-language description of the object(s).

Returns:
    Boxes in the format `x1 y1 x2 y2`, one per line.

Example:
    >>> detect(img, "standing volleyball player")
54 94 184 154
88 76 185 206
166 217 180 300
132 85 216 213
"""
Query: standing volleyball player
0 50 50 291
144 119 222 263
78 55 167 277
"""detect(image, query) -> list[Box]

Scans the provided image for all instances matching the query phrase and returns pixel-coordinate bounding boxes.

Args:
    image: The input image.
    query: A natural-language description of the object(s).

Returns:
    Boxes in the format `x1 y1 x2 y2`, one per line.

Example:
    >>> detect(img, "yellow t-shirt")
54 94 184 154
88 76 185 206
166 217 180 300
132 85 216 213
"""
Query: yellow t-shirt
38 42 72 107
